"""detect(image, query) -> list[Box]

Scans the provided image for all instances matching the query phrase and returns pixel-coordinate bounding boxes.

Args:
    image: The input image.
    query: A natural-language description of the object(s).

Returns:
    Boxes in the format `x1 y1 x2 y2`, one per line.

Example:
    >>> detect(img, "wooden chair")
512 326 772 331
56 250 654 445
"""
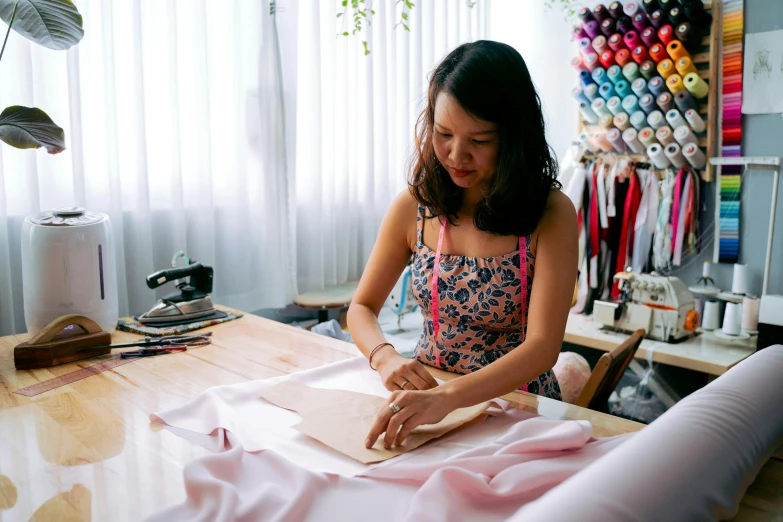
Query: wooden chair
574 329 646 413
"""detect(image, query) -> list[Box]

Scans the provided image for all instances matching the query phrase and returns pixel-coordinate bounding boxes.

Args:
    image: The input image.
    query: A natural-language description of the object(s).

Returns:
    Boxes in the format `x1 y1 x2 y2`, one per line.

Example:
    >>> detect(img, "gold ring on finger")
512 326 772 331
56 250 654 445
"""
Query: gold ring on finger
388 402 401 414
401 380 410 389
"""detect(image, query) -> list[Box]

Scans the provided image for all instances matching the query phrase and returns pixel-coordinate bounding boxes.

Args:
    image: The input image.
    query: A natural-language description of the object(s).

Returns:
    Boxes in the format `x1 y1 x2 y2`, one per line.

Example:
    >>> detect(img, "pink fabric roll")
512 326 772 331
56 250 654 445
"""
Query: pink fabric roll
511 345 783 522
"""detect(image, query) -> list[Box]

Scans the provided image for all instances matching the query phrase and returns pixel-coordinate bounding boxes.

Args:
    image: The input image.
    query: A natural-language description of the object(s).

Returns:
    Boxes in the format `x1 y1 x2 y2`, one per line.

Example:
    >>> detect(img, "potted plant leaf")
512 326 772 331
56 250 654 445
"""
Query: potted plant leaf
0 0 84 154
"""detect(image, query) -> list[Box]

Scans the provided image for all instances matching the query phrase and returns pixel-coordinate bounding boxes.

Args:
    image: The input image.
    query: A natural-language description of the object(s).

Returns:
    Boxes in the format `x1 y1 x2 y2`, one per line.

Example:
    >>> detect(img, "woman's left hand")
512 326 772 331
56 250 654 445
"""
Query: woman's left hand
365 387 457 450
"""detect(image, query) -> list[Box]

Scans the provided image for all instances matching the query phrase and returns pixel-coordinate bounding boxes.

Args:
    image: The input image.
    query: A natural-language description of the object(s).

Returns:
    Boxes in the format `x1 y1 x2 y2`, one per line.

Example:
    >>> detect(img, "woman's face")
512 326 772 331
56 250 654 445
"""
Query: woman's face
432 92 499 191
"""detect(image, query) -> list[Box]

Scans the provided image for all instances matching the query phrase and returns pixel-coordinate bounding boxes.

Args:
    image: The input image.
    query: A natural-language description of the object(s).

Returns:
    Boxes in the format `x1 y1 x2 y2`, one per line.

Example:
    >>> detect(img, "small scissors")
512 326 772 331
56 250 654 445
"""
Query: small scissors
81 331 213 354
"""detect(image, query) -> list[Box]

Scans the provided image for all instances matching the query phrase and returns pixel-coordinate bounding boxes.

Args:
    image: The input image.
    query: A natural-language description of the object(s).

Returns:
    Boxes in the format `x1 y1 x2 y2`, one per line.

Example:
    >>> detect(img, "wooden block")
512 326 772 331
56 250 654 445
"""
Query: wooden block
13 315 111 370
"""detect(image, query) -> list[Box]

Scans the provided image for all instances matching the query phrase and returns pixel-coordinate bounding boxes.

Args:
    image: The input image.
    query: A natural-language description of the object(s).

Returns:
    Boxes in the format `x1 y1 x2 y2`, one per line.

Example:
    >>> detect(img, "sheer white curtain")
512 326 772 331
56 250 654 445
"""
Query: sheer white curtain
294 0 490 294
0 0 294 335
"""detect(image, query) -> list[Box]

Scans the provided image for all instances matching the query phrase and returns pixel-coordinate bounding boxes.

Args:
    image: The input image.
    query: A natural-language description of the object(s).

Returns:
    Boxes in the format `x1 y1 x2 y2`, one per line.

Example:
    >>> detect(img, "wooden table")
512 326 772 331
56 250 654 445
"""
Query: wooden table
0 310 777 520
565 312 756 376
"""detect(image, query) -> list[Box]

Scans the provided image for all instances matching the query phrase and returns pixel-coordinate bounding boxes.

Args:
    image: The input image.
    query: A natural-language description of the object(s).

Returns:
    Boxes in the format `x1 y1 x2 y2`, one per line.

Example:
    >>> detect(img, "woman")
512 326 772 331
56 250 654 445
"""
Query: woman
347 40 578 451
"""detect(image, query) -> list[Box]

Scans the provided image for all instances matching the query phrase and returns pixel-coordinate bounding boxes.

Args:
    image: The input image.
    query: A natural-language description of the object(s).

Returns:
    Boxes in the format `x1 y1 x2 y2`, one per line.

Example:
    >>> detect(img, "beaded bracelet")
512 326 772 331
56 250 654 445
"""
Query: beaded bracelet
368 342 394 370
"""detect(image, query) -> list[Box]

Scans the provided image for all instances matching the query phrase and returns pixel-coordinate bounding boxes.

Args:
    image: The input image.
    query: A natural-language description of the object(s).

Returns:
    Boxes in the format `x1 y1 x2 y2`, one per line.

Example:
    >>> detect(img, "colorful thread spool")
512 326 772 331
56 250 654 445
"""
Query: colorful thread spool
668 6 686 26
666 73 686 94
592 97 612 116
571 56 585 71
684 72 709 98
600 50 617 69
674 124 697 146
601 18 617 37
640 60 657 80
594 130 614 152
622 62 642 82
607 96 624 115
675 90 698 113
656 125 675 145
615 79 633 98
648 76 666 96
657 91 674 112
666 40 690 61
614 112 632 130
580 131 597 152
647 109 666 129
608 33 626 52
615 49 632 67
647 143 671 168
584 83 600 101
593 36 609 54
623 30 642 49
658 24 675 45
638 126 658 147
631 77 650 98
675 56 698 76
665 142 687 168
616 15 634 34
639 93 658 113
607 128 626 152
623 127 645 153
622 94 641 114
593 66 608 84
580 70 596 86
600 82 618 100
607 64 624 84
641 26 660 47
585 20 601 39
658 0 677 10
580 102 599 124
573 25 589 40
631 110 648 130
600 113 616 129
609 1 625 19
665 108 687 129
571 86 591 105
579 7 595 24
657 58 675 79
584 52 600 72
642 0 659 15
579 37 595 56
649 43 669 63
685 108 706 132
632 45 650 64
593 4 612 21
623 2 640 18
649 9 666 29
633 12 650 32
676 22 702 53
683 1 712 31
682 142 706 168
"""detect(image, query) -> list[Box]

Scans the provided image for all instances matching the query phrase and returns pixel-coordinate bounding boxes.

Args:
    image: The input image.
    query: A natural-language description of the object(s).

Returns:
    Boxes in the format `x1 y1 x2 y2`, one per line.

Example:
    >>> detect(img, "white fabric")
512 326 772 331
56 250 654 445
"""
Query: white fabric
151 356 535 477
632 168 655 272
673 172 692 266
606 162 618 218
294 0 490 293
512 345 783 522
597 163 609 230
0 0 295 334
653 168 675 272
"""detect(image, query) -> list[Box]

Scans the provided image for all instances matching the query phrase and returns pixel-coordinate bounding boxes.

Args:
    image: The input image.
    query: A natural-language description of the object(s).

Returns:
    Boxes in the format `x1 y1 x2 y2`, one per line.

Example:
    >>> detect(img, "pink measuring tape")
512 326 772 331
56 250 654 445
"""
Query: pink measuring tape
431 217 529 392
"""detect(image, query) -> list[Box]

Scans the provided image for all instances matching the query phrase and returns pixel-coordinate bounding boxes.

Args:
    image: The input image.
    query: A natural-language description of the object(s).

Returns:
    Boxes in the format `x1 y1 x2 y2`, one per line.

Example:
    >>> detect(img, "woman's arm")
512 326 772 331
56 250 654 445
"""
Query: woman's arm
366 190 578 449
348 190 439 391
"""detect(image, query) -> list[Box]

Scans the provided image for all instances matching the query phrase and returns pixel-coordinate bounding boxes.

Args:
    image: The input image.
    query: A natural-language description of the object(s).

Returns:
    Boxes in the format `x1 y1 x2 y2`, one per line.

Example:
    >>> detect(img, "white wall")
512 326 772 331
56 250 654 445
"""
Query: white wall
490 0 581 168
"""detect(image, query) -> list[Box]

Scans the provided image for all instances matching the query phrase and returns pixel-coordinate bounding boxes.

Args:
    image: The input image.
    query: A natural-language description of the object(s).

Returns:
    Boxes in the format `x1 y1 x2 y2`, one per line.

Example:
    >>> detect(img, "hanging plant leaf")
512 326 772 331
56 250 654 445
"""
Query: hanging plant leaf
0 105 65 153
0 0 83 50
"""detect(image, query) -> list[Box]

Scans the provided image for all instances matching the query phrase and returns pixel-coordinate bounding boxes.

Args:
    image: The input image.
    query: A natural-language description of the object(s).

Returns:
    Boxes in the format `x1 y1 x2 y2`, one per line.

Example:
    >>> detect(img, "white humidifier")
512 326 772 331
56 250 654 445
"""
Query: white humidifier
21 207 119 335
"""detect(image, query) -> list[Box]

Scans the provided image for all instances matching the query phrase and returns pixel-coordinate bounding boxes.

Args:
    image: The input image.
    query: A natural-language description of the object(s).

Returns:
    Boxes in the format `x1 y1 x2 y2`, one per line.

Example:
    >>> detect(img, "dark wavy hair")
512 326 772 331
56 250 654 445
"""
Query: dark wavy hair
408 40 561 237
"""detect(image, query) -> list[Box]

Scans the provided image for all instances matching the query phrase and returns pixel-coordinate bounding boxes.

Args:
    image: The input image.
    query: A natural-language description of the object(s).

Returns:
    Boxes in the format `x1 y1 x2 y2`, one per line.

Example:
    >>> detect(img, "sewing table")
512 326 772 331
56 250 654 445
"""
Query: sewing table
0 309 778 520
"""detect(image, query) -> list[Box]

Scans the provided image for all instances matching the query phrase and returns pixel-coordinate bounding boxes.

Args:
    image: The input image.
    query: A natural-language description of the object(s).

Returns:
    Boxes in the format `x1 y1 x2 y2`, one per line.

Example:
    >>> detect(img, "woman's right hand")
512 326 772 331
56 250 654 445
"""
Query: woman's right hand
375 350 439 392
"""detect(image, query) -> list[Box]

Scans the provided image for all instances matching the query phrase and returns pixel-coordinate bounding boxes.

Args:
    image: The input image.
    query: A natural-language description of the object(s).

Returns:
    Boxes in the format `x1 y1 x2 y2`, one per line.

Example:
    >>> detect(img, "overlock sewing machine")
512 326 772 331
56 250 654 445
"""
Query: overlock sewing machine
593 272 700 343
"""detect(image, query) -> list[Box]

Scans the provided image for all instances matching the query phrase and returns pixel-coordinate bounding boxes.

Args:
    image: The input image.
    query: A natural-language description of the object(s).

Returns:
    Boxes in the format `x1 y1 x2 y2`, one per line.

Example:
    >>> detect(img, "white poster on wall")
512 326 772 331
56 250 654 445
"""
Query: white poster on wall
742 29 783 114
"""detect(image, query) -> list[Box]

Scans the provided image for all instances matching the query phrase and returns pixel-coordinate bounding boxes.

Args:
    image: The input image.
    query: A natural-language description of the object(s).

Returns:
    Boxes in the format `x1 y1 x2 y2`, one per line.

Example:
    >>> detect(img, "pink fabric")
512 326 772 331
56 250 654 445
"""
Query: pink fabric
146 417 630 522
513 345 783 522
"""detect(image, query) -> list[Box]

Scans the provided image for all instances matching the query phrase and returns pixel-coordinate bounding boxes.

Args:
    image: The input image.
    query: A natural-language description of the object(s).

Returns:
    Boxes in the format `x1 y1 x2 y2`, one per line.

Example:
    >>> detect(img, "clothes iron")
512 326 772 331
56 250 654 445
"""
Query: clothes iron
139 253 215 325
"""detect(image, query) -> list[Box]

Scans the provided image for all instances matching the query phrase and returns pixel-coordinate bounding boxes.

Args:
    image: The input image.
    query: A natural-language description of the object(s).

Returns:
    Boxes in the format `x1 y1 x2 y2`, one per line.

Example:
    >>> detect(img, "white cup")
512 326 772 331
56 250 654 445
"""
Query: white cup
702 301 720 330
723 302 742 336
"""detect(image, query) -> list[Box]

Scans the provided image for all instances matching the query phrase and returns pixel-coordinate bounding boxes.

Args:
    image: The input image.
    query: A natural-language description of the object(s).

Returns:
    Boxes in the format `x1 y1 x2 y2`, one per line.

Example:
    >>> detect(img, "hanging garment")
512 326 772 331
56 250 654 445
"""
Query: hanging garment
611 166 643 299
631 168 658 272
653 169 676 272
673 172 693 266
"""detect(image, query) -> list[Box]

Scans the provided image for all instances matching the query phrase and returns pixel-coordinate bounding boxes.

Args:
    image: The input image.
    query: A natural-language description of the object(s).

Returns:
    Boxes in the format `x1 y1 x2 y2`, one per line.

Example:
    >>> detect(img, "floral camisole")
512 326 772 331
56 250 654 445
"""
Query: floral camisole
411 206 561 400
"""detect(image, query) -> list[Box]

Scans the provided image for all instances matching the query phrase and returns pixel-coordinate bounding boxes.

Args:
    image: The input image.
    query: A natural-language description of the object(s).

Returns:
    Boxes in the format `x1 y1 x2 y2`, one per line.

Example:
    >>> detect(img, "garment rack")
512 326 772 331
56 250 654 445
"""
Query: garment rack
708 156 781 296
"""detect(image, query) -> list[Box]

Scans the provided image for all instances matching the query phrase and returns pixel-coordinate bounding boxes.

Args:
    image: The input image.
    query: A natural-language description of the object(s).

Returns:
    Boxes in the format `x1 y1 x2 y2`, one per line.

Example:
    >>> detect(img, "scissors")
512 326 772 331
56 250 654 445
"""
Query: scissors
80 331 213 355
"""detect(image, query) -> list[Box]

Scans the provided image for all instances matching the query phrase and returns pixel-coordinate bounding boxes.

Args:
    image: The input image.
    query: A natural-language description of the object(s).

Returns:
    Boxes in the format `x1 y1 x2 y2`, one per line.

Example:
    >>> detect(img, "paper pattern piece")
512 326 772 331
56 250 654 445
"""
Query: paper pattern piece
259 379 491 464
742 29 783 114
